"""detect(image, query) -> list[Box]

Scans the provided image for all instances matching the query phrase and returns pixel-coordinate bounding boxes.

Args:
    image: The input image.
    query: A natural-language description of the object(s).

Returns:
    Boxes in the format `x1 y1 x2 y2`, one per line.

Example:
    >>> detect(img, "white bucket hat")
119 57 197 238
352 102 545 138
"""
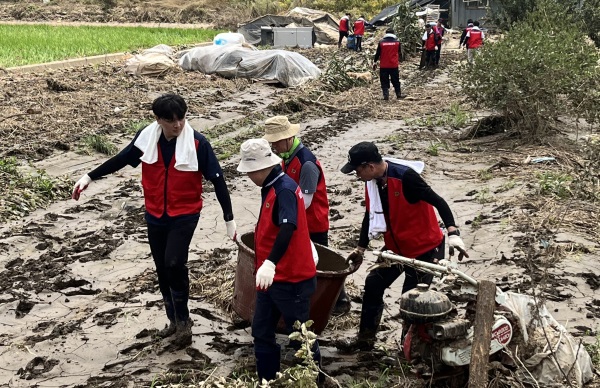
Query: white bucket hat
263 116 300 143
237 138 282 173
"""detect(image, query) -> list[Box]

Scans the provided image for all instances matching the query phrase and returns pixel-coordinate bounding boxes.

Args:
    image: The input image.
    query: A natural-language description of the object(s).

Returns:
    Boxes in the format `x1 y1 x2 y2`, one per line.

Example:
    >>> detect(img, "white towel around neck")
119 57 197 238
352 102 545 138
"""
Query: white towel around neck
367 158 425 239
134 120 198 171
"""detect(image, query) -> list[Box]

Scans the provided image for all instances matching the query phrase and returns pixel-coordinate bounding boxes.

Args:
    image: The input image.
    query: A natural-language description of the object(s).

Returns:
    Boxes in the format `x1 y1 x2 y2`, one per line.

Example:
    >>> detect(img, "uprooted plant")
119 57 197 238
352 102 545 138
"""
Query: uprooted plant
461 0 600 140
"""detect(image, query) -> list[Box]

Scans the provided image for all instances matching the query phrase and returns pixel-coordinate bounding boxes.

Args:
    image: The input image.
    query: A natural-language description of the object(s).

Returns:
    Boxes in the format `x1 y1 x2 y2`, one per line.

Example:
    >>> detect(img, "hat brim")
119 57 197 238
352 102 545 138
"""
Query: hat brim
263 123 300 143
237 153 282 173
340 162 357 174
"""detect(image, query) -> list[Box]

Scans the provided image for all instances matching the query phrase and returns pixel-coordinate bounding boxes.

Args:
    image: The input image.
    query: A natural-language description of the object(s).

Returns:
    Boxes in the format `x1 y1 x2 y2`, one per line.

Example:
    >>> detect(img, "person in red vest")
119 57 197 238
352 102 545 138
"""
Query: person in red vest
71 94 236 348
353 15 366 52
373 28 403 100
237 138 322 382
465 20 485 64
338 12 352 48
433 18 446 66
262 116 351 316
421 22 441 69
336 142 469 352
459 19 474 48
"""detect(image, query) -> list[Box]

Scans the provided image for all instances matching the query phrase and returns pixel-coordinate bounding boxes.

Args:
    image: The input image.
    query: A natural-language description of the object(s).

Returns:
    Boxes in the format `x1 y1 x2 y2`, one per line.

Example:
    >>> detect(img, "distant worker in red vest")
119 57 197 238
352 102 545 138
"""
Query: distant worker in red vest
237 138 322 382
433 18 446 66
465 20 485 64
353 15 366 52
71 94 236 349
263 116 351 316
338 12 352 48
373 28 403 100
421 22 441 69
336 142 468 352
459 19 474 49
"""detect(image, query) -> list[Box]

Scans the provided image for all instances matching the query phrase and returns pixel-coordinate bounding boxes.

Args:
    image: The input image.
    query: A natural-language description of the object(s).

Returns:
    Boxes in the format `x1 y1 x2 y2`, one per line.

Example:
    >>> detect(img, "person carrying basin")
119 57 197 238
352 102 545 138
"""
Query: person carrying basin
263 116 351 316
336 141 469 352
237 138 322 382
71 94 236 348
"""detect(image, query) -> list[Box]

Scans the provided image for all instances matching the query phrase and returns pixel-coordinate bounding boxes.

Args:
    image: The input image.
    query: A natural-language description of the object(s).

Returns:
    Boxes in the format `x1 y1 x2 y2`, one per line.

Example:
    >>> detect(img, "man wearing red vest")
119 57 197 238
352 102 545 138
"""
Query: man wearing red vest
262 116 350 315
71 94 236 348
373 28 403 100
337 142 469 352
353 15 366 52
237 138 322 382
459 19 474 48
421 22 441 69
465 20 485 64
338 12 352 48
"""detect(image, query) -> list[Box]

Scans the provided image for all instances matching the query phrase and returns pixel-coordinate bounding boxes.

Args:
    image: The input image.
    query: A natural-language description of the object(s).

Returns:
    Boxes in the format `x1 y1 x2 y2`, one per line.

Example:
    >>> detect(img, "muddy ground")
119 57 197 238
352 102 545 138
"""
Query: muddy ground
1 9 600 388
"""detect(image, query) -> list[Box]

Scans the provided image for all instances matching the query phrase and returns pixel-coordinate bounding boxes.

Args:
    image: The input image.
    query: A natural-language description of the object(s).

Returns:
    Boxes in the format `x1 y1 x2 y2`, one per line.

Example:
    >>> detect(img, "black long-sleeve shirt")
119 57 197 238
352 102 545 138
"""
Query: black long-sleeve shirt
357 168 455 248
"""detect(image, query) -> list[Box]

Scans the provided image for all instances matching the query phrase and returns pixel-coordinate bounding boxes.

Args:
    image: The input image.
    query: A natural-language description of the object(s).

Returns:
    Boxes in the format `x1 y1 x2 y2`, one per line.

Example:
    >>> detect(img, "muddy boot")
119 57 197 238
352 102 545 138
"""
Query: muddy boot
157 320 176 338
171 319 193 349
334 331 376 354
332 287 351 316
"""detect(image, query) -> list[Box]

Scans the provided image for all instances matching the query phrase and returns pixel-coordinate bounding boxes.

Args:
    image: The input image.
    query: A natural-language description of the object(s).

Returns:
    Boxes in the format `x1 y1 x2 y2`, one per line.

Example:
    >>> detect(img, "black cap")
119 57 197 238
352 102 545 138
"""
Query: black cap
340 142 382 174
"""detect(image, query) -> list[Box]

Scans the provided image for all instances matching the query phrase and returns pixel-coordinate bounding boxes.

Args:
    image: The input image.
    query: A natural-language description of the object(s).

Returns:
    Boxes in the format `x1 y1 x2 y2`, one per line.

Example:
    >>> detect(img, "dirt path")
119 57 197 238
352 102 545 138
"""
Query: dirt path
0 43 599 387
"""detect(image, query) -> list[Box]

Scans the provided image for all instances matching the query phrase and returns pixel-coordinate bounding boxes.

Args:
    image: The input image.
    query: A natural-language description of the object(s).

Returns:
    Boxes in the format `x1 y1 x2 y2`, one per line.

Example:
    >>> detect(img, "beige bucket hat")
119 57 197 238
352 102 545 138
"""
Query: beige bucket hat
263 116 300 143
237 138 282 173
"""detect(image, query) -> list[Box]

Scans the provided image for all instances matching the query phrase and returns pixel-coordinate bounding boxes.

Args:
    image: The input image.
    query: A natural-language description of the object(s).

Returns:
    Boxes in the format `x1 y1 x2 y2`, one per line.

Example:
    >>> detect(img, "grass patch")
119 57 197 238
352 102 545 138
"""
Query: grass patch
0 24 223 67
81 134 118 155
536 171 572 198
408 103 471 128
0 157 72 221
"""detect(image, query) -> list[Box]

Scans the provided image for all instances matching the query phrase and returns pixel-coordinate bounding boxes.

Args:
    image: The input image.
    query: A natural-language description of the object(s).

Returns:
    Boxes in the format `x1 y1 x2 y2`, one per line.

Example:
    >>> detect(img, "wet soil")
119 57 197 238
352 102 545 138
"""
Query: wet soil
0 11 599 388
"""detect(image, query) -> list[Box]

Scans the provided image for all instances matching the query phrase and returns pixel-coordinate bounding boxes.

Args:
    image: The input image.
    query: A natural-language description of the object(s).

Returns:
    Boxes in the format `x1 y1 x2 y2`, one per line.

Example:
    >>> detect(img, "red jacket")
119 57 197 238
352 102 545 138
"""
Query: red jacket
467 28 483 49
141 140 203 218
255 181 316 283
283 147 329 234
365 164 443 258
354 19 365 36
339 16 349 32
424 31 440 51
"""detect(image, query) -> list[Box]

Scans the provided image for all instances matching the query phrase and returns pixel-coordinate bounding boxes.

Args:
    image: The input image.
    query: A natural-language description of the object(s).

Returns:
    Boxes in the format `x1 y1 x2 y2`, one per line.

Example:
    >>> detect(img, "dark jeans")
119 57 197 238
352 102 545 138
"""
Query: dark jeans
435 44 442 65
356 35 363 51
425 50 437 68
253 277 321 380
379 67 401 98
147 218 198 323
338 31 349 47
359 238 445 334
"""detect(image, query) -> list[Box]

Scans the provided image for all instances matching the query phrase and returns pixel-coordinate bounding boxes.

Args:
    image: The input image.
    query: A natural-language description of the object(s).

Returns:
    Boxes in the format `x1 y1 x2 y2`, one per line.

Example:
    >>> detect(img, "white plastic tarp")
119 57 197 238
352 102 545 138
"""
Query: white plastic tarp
499 292 594 387
178 45 320 88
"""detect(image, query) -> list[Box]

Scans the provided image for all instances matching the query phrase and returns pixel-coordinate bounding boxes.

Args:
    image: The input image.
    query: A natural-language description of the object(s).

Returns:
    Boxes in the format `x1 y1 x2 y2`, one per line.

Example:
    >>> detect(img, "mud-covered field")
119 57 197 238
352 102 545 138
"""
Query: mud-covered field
1 5 599 387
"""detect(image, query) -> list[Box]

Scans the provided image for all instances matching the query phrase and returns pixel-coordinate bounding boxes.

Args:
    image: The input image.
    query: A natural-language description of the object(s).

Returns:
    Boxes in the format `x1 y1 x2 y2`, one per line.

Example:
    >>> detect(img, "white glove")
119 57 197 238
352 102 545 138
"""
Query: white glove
72 174 92 201
256 260 276 290
225 220 237 241
311 241 319 266
448 234 469 261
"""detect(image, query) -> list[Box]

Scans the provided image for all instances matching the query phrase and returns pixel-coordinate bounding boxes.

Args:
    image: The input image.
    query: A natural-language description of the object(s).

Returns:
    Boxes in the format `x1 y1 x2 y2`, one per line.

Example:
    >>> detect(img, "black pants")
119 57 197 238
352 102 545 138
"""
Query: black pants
359 238 444 334
435 44 442 65
379 67 401 98
338 31 348 47
356 35 363 51
147 218 198 323
425 50 437 68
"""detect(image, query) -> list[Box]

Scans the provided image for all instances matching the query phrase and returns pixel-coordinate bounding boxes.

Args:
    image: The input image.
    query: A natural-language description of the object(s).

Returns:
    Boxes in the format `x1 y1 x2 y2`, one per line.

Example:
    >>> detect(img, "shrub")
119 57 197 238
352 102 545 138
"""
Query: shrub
461 0 600 139
390 2 422 58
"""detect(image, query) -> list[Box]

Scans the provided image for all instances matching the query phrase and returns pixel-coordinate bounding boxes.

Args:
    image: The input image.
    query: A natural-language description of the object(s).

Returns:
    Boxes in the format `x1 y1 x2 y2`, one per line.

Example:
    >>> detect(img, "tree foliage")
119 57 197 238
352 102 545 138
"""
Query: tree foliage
461 0 600 139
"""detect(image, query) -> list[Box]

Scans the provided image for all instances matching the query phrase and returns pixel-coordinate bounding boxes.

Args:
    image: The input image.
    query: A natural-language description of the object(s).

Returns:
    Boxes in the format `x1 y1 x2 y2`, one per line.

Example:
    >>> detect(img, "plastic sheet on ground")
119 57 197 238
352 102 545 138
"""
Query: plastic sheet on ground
124 44 176 77
178 45 320 88
499 291 594 387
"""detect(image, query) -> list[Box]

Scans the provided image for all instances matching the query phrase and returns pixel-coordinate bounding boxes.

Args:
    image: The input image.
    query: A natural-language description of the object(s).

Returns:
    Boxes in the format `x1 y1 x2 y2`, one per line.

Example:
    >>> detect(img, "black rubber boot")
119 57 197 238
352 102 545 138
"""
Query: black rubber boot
334 330 376 353
157 320 176 338
332 287 351 316
171 319 193 348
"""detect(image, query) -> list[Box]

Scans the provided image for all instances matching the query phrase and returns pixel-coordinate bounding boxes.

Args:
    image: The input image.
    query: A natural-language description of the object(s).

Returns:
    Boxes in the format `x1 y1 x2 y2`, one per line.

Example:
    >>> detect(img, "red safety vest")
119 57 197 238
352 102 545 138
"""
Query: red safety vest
379 40 400 68
339 17 349 32
283 151 329 234
468 29 483 49
255 184 316 284
424 31 438 51
141 140 203 218
354 19 365 36
365 172 443 258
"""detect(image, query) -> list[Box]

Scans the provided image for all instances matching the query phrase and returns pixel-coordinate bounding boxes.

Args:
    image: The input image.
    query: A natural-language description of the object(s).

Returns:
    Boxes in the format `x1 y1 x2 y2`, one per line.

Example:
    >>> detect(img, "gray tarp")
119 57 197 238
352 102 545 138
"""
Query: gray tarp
178 45 320 88
237 12 339 46
369 0 434 25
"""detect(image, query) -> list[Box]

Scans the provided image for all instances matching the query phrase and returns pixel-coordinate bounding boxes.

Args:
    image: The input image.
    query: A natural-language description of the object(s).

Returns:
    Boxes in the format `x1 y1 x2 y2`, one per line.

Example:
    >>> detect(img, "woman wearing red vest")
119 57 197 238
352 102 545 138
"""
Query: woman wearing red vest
336 142 469 352
338 12 351 48
237 138 322 382
72 94 236 348
262 116 351 315
373 28 403 100
421 23 441 69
